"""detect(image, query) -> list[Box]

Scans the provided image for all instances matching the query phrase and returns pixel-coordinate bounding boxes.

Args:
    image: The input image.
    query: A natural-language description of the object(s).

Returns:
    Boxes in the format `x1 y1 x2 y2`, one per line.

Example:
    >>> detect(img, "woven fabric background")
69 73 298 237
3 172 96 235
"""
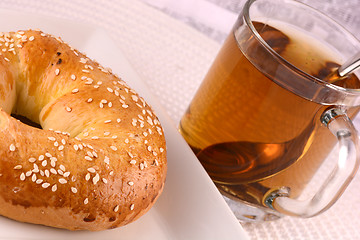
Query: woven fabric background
0 0 359 239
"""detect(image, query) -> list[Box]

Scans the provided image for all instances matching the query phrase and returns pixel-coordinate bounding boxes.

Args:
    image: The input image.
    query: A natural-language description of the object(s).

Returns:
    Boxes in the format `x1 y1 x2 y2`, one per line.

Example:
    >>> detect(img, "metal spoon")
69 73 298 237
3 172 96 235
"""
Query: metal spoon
338 52 360 77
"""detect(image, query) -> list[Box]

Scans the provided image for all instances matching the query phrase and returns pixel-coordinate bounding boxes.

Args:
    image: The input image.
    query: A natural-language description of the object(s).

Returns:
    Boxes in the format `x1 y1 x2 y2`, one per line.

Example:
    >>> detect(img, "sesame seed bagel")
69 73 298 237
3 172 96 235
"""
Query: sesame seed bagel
0 30 167 231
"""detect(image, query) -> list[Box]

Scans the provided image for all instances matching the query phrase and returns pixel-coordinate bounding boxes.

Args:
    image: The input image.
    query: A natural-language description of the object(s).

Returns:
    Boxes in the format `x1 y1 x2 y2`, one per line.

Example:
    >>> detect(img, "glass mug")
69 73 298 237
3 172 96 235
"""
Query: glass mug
180 0 360 221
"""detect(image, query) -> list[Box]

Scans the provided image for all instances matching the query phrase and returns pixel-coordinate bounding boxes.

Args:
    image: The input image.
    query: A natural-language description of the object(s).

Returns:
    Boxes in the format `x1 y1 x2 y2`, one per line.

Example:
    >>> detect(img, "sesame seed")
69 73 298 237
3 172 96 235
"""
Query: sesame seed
29 157 36 163
104 120 111 123
58 145 64 151
87 98 93 103
71 187 78 193
108 102 113 108
71 74 76 80
63 172 70 178
52 184 57 192
45 153 52 158
132 95 139 102
42 183 50 188
128 181 134 186
74 145 79 151
9 144 15 152
91 136 99 140
14 165 22 170
130 160 137 165
59 178 67 184
86 151 94 158
93 173 100 185
87 168 96 173
32 174 37 182
36 179 43 184
102 178 108 184
59 165 66 172
42 160 47 167
107 87 113 93
26 171 32 177
20 173 25 181
39 155 45 161
65 106 72 112
117 118 121 123
160 148 164 152
29 36 35 41
85 156 92 161
114 205 119 212
84 198 89 204
72 89 79 93
110 146 117 151
130 204 135 211
50 168 57 174
122 104 129 108
104 132 110 136
85 173 91 181
55 68 60 75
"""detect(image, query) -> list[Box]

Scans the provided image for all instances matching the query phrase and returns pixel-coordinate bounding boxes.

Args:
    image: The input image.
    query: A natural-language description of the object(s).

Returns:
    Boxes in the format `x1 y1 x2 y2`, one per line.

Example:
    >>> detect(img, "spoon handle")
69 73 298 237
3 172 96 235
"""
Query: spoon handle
338 52 360 77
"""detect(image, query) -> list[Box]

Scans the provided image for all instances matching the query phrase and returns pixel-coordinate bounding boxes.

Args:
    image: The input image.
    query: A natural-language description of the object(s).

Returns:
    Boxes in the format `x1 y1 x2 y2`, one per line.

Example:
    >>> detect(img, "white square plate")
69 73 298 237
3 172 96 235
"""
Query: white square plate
0 9 248 240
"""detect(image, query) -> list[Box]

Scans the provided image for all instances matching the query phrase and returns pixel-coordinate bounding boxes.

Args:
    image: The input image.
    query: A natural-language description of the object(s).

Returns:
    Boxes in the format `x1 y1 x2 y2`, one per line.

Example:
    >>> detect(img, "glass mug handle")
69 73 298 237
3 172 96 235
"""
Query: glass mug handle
265 108 360 217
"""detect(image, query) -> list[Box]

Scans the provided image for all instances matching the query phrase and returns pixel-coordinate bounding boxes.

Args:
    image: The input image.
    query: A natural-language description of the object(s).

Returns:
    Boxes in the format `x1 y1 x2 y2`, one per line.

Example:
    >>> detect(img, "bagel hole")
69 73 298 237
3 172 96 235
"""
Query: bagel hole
11 114 42 129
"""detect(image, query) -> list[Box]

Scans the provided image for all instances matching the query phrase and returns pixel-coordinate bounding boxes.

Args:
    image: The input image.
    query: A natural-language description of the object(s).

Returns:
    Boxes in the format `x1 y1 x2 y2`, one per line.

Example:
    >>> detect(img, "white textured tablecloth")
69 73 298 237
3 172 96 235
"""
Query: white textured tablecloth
1 0 360 239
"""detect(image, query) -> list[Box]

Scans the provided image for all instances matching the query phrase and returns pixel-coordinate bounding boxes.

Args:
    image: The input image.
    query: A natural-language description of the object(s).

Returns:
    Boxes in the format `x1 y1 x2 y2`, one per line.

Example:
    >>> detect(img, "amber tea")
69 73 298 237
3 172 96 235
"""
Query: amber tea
179 21 360 208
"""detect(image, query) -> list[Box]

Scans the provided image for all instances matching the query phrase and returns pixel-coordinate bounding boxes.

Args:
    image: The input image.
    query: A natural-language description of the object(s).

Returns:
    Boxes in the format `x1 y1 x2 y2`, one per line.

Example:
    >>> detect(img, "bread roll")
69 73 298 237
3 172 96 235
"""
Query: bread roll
0 30 167 231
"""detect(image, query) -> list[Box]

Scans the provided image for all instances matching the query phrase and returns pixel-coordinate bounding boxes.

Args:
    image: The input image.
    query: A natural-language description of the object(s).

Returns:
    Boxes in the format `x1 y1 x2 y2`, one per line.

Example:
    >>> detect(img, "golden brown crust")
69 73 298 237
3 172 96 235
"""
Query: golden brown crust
0 30 167 231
